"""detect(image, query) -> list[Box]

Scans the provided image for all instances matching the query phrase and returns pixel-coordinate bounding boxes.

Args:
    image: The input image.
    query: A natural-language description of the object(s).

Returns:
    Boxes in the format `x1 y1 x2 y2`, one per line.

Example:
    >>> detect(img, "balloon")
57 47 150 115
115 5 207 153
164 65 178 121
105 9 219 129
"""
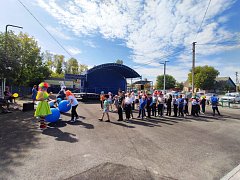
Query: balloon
45 108 60 122
58 100 71 112
57 98 62 103
49 101 55 108
12 93 19 98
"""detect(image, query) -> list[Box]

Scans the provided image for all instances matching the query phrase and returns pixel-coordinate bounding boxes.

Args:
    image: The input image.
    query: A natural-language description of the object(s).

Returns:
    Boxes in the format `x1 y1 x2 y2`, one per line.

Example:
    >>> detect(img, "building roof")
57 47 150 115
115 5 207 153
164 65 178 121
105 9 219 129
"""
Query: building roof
87 63 141 79
133 80 152 85
215 77 231 81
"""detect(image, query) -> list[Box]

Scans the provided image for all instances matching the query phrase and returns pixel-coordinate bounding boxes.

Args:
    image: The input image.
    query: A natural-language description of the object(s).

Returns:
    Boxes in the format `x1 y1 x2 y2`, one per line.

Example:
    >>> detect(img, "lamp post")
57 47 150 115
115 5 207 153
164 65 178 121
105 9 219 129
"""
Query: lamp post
160 60 169 94
4 24 23 91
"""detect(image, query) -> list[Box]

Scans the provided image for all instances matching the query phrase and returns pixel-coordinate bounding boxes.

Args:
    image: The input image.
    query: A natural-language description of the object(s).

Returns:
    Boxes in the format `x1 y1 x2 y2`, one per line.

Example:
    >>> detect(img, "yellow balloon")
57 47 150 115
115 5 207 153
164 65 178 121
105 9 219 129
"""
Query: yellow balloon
12 93 19 98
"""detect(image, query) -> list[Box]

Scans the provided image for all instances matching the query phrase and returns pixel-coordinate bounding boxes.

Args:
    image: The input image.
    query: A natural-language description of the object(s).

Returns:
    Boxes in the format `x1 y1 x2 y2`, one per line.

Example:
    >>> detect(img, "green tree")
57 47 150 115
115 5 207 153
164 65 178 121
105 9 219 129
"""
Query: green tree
65 58 79 74
188 65 219 90
175 82 184 90
0 31 50 86
54 54 64 74
79 64 88 74
43 50 54 71
116 59 123 64
155 74 176 89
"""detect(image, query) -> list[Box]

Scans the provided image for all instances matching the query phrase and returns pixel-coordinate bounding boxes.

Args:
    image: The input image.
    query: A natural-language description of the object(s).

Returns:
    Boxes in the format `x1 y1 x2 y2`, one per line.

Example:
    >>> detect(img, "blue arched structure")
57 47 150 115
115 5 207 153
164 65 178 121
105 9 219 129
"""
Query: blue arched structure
80 63 140 94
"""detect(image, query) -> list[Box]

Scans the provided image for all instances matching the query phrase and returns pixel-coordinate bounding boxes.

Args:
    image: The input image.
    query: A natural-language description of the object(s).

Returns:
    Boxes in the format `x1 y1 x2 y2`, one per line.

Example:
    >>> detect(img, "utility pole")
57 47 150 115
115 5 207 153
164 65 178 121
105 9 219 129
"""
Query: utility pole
192 42 197 94
160 60 169 94
236 72 239 92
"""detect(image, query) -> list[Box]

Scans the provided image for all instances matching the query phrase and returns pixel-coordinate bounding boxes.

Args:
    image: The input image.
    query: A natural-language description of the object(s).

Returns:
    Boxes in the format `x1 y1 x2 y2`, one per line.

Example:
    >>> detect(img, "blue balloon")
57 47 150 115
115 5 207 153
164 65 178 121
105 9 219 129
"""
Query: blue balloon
57 98 62 103
49 101 55 108
45 108 60 122
58 100 71 112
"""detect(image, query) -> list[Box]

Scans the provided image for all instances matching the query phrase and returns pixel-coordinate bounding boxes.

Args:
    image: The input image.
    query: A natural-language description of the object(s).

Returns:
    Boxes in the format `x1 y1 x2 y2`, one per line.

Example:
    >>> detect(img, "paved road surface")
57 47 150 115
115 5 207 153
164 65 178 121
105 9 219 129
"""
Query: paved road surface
0 102 240 180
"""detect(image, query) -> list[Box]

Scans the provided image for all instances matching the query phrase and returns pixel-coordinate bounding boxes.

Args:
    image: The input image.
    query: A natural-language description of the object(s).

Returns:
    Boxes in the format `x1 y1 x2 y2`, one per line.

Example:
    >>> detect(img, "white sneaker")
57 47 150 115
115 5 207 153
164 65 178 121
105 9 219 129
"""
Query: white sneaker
70 119 76 123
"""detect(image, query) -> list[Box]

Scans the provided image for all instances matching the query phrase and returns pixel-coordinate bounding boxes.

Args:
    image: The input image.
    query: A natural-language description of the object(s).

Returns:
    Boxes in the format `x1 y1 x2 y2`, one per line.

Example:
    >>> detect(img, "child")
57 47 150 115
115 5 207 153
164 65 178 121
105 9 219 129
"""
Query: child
99 94 110 122
34 82 52 129
138 96 147 119
66 90 79 122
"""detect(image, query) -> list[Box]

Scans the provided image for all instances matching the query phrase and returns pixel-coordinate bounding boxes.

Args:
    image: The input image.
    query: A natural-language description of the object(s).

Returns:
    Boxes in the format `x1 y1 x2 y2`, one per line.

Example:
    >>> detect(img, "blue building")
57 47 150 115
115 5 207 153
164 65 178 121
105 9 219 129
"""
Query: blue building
65 63 141 95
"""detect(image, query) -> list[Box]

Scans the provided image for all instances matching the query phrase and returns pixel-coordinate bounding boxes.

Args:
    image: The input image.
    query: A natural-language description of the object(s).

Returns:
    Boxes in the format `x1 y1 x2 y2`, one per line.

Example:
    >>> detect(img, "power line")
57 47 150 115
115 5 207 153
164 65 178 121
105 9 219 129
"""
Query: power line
133 48 191 70
194 0 212 41
17 0 73 57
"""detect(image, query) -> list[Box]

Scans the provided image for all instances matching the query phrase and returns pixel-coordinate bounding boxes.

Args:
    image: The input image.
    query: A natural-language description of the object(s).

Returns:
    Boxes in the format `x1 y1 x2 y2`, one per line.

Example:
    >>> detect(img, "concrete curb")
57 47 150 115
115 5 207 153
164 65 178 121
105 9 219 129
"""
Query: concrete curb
221 164 240 180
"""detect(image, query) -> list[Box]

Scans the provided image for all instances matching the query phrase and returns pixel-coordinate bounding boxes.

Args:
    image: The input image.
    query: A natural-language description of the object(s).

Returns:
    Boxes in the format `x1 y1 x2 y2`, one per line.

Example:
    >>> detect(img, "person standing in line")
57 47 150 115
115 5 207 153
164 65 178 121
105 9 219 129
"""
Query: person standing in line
99 91 105 110
117 91 124 121
135 92 140 110
210 94 221 116
124 93 133 121
108 92 113 111
151 92 157 117
184 97 189 115
138 96 147 119
66 90 79 123
113 95 119 112
177 95 184 117
200 96 206 114
99 94 110 122
157 93 165 117
191 97 199 116
146 93 153 118
166 94 172 116
173 95 178 117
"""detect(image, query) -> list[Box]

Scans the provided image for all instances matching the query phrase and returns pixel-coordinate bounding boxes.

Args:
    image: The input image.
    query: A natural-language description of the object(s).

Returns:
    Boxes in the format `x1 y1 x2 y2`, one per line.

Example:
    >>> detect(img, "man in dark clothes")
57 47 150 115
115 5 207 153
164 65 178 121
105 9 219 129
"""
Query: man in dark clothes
200 96 206 114
166 94 172 116
117 91 124 121
146 93 152 118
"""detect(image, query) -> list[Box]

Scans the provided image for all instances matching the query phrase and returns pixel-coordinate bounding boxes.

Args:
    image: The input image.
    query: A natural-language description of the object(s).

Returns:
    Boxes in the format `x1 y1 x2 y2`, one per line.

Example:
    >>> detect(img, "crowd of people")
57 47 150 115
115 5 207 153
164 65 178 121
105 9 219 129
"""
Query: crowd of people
98 90 221 122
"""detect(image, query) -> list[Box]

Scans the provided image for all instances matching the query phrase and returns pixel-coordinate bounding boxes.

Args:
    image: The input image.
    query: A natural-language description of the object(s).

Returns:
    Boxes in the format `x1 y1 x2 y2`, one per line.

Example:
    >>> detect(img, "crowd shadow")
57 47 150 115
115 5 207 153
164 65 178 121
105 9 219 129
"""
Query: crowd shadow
0 111 40 177
42 127 78 143
110 121 135 128
67 120 94 129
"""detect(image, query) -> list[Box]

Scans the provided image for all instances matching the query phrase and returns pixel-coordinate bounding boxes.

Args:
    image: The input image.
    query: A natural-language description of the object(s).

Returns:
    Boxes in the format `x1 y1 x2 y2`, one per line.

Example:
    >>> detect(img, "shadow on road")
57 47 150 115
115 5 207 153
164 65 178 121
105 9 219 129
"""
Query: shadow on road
0 111 40 176
42 127 78 143
67 120 94 129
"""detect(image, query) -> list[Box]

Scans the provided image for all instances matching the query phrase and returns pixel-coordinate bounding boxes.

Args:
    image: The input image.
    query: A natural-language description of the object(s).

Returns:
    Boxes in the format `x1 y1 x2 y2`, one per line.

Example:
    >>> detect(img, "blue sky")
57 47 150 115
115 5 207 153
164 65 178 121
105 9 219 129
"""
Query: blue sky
1 0 239 83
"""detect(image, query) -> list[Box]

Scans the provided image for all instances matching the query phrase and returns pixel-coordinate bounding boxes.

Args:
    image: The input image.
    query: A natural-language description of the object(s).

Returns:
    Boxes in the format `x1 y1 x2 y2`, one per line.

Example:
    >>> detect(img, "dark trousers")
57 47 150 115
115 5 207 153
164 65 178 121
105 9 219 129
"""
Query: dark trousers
173 104 178 117
178 106 184 116
71 105 78 119
118 106 123 120
166 104 171 116
212 106 220 115
100 100 103 109
158 104 164 116
152 103 157 116
146 106 151 118
138 109 145 119
125 104 131 119
132 102 135 110
201 104 206 113
184 105 189 115
191 105 199 116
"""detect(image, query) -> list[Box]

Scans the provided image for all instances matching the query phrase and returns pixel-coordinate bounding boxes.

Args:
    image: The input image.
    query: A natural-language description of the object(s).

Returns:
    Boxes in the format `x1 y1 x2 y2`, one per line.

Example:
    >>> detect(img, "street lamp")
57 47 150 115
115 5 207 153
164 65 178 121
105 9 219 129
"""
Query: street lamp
4 24 23 91
159 60 169 94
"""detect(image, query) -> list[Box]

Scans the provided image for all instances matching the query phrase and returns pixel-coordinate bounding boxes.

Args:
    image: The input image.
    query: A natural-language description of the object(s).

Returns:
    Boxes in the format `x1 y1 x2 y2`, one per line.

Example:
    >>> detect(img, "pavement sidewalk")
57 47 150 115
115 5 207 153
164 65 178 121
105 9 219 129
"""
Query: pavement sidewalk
221 164 240 180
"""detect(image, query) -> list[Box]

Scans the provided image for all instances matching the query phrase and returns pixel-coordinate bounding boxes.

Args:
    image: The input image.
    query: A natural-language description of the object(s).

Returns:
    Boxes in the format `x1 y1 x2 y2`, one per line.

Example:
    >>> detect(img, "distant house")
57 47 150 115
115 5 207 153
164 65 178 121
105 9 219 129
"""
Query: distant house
183 77 236 93
215 77 236 92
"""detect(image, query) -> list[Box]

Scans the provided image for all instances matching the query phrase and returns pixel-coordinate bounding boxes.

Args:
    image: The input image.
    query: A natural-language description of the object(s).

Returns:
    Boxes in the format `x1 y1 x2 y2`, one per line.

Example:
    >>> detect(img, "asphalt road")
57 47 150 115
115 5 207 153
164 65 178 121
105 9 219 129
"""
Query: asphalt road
0 102 240 180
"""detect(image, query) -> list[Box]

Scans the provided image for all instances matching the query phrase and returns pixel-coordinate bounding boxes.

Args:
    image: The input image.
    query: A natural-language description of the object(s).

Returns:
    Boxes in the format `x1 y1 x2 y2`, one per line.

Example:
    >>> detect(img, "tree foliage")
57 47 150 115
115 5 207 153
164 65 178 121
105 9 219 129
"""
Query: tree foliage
0 31 50 86
188 65 219 90
155 74 176 90
116 59 123 64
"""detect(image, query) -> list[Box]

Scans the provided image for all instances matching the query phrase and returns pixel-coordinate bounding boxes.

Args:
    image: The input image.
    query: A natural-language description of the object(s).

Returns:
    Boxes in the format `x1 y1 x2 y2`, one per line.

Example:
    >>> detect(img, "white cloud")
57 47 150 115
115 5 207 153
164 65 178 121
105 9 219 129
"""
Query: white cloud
36 0 239 81
66 46 82 55
46 26 72 40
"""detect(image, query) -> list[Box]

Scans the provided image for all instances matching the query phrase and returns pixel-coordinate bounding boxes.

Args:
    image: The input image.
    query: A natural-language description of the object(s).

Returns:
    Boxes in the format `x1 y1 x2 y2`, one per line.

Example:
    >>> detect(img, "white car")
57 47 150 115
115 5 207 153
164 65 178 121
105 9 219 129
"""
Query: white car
220 93 240 103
